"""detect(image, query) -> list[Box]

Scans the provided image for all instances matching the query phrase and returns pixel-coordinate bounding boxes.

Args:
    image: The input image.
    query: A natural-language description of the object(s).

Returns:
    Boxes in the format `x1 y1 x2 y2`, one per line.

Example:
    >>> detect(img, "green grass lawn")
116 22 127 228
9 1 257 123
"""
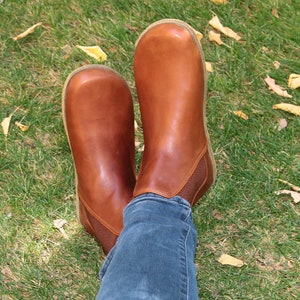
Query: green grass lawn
1 0 299 299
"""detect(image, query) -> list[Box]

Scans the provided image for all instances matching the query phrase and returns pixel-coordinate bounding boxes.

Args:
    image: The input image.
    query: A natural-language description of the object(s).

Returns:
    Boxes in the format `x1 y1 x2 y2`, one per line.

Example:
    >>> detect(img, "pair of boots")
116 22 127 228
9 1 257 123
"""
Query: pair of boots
62 19 216 255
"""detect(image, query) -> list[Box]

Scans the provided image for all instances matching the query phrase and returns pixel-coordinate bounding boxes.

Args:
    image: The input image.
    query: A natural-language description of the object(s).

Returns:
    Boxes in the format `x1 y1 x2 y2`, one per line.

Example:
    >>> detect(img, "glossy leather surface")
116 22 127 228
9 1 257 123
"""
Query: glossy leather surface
133 20 216 205
63 66 136 253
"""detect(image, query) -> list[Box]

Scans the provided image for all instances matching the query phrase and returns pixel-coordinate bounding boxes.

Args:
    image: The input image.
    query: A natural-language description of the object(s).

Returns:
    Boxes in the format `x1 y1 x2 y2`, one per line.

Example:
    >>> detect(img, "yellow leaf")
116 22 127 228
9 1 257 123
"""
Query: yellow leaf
209 15 241 41
205 62 213 73
277 118 287 131
223 27 242 41
193 29 203 41
272 8 279 18
134 120 139 131
288 73 300 89
15 121 29 132
218 254 245 267
264 76 292 98
273 103 300 116
275 190 300 204
53 219 69 239
13 22 42 41
209 16 227 35
76 45 107 62
273 61 280 69
208 30 223 45
1 114 13 136
233 110 248 120
278 179 300 192
210 0 228 3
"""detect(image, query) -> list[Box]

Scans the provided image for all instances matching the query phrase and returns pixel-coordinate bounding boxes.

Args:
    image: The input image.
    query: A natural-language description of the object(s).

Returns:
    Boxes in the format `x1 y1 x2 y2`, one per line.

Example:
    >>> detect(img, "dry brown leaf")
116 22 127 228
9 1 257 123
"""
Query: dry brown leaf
288 73 300 89
13 22 42 41
208 30 223 45
256 255 292 271
273 61 280 69
218 254 245 267
264 76 292 98
76 45 107 61
53 219 69 239
232 110 248 120
272 8 279 18
273 103 300 116
1 114 13 136
275 190 300 204
205 62 213 73
277 118 287 131
209 15 241 41
210 0 228 3
15 121 29 132
278 179 300 192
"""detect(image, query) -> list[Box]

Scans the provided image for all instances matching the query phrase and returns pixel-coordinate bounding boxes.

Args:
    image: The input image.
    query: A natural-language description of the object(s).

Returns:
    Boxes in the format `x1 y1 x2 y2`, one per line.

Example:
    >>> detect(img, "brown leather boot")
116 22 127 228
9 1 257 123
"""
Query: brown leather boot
133 19 216 206
62 65 136 254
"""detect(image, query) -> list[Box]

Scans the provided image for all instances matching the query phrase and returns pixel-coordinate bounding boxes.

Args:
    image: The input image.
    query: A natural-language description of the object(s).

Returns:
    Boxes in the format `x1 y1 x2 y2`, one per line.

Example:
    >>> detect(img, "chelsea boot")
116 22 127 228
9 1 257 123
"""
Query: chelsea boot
62 65 136 254
133 19 216 206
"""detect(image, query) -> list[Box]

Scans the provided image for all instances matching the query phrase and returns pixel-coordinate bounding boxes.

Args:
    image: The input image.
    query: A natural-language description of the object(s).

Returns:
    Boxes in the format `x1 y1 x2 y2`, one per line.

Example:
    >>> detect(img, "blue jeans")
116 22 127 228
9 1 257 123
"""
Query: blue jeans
96 193 199 300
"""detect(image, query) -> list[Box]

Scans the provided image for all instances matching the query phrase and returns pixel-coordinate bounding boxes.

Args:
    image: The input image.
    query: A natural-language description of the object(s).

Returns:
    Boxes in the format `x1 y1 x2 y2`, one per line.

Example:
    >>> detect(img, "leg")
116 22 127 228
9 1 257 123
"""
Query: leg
97 19 216 299
97 194 198 300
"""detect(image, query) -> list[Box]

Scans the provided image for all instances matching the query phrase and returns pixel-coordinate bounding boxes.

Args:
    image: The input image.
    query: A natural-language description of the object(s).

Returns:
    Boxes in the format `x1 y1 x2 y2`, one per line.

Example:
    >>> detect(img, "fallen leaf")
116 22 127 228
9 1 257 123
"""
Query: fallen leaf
15 121 29 132
262 46 269 53
205 62 213 73
256 255 292 271
273 61 280 69
76 45 107 61
278 179 300 192
53 219 69 239
193 29 203 41
135 143 144 152
223 26 242 41
209 15 241 41
277 118 287 131
288 73 300 89
271 8 279 18
1 114 13 136
13 22 42 41
218 254 245 267
275 190 300 203
264 76 292 98
273 103 300 116
232 110 248 120
210 0 228 3
209 16 227 35
208 30 223 45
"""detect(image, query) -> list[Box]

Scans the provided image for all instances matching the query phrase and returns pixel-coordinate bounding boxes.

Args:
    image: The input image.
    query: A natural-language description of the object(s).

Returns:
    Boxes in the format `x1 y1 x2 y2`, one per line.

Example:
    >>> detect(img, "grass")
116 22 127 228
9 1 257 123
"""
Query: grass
0 0 299 299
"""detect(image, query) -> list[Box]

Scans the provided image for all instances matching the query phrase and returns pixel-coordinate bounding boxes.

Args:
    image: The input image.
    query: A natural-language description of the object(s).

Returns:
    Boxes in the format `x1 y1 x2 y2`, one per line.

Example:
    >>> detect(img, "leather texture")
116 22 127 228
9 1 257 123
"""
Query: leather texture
62 65 136 254
133 20 216 205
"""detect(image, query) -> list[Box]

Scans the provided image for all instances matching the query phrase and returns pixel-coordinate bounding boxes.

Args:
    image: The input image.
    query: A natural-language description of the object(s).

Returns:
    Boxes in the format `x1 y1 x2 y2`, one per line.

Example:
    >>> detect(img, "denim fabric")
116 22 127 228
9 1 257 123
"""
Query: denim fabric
96 193 199 300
